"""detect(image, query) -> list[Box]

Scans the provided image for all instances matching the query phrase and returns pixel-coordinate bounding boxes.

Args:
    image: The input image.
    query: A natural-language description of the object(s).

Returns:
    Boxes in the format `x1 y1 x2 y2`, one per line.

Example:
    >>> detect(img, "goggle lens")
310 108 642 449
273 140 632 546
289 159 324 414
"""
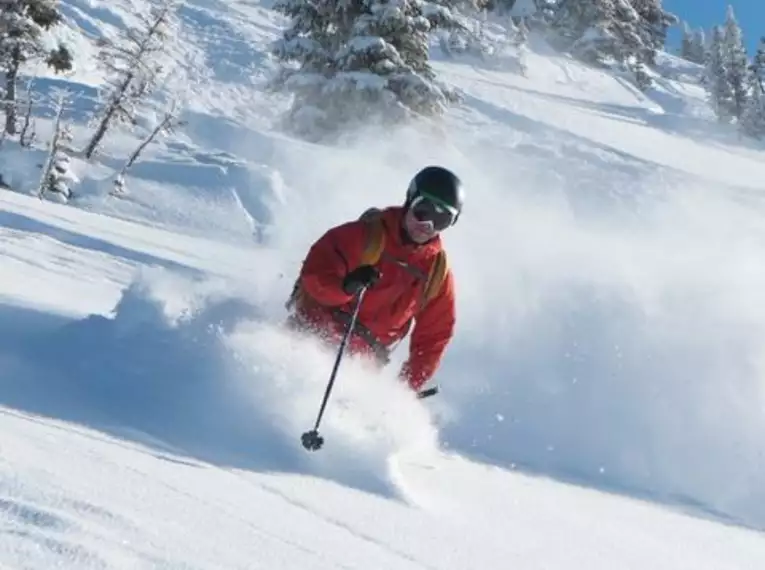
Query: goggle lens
411 195 455 231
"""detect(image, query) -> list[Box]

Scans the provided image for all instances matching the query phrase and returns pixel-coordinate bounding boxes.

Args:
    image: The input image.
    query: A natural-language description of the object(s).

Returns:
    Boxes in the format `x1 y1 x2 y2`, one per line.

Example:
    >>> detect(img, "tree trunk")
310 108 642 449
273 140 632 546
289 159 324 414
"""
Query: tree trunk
83 106 115 159
19 80 35 147
84 73 133 159
4 48 21 136
125 115 170 169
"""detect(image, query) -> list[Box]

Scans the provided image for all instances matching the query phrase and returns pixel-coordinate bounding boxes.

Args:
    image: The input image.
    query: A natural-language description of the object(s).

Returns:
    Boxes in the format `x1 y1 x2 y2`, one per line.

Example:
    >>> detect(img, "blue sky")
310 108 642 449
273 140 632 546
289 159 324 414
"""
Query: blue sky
663 0 763 52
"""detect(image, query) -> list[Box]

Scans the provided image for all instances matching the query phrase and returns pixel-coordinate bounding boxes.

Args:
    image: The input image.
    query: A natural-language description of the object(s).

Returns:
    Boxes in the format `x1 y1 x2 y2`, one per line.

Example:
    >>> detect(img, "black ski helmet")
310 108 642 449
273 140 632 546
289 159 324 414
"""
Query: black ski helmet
405 166 464 225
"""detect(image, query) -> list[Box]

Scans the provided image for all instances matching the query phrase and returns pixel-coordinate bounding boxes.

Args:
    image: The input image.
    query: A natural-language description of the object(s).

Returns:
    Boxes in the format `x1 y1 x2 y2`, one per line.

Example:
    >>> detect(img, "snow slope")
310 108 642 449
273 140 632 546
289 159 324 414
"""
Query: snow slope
0 0 764 567
1 191 763 569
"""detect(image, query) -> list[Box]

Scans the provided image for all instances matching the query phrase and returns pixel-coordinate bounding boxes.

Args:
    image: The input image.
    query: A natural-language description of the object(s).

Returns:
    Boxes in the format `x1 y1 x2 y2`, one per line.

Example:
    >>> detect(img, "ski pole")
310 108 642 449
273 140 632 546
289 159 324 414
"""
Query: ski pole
301 286 368 451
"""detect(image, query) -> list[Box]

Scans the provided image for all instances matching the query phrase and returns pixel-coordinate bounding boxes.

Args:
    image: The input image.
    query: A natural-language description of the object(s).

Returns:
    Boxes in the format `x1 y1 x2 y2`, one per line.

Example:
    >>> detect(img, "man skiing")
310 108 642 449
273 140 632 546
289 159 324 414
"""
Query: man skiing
286 165 463 393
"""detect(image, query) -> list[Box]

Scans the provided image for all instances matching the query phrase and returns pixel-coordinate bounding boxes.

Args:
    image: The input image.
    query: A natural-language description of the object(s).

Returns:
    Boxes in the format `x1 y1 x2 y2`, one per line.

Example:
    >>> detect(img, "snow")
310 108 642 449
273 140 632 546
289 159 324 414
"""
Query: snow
508 0 537 18
346 35 387 52
1 408 760 569
0 0 764 568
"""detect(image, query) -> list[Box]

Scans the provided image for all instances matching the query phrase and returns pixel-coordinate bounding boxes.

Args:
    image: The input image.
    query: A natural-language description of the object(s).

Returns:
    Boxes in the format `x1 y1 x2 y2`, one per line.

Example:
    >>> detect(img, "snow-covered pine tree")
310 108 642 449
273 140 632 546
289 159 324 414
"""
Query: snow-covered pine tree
722 5 748 120
336 0 462 117
515 13 529 44
441 8 484 58
680 21 693 60
680 23 706 65
535 0 561 23
551 0 607 62
83 0 178 159
689 27 706 65
749 37 765 92
552 0 644 66
38 90 76 201
740 39 765 138
0 0 72 135
629 0 677 65
740 70 765 139
632 59 651 89
705 25 733 123
504 13 530 74
271 0 462 138
552 0 673 85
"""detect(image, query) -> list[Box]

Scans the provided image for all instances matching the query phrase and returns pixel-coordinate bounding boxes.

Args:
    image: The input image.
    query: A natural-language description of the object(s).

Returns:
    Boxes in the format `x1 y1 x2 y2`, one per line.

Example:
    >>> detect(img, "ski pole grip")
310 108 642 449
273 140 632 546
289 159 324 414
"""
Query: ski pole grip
417 386 439 399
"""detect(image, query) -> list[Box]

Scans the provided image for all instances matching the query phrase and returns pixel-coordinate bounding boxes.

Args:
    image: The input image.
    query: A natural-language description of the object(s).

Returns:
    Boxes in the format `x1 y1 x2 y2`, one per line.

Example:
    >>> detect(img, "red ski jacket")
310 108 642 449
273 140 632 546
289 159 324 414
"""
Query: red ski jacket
289 206 456 391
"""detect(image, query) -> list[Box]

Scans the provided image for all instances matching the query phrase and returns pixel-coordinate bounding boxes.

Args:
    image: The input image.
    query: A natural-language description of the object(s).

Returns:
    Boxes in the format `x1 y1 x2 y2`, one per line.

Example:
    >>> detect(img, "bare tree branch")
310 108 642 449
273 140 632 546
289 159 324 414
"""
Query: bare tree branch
83 0 178 158
112 99 185 195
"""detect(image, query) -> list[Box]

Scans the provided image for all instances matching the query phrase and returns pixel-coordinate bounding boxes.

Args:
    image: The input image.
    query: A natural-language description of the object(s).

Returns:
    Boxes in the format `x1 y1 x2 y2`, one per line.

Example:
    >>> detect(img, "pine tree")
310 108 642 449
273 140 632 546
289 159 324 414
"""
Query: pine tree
749 37 765 92
705 25 733 123
38 90 76 201
537 0 561 22
680 21 693 60
722 5 748 120
552 0 644 66
271 0 462 138
680 24 706 65
740 38 765 138
0 0 72 135
740 71 765 139
630 0 677 64
689 27 706 65
83 0 178 159
632 59 651 89
516 14 530 45
552 0 674 82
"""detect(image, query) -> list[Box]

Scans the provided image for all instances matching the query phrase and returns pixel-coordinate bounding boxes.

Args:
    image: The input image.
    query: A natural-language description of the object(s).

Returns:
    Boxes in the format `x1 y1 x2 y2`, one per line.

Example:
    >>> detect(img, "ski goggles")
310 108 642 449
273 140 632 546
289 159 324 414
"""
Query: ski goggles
410 194 458 231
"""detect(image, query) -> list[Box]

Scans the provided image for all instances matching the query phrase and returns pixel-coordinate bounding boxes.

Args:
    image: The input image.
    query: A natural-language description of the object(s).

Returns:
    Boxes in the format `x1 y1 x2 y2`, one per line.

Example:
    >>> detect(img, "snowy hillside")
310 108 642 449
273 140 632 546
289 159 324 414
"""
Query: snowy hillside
1 190 764 569
0 0 764 567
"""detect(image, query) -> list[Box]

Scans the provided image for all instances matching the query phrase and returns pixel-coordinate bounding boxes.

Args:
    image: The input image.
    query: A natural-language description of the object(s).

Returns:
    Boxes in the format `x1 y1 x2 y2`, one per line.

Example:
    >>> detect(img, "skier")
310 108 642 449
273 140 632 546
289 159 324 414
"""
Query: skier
286 166 463 393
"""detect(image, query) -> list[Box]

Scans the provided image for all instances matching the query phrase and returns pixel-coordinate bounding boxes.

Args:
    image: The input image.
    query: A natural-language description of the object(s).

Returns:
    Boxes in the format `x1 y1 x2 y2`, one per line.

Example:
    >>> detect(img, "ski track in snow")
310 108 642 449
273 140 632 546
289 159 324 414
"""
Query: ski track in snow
0 0 764 567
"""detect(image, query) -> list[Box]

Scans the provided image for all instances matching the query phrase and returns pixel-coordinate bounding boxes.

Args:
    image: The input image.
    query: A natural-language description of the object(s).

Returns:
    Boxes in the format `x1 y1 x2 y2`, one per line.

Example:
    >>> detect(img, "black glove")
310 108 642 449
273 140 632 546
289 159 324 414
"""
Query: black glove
342 265 380 295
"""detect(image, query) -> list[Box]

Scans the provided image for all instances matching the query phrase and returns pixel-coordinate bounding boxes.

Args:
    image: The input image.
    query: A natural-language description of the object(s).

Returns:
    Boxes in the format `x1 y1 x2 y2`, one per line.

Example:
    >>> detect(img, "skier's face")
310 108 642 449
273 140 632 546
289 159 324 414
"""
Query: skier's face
403 195 455 243
404 206 437 243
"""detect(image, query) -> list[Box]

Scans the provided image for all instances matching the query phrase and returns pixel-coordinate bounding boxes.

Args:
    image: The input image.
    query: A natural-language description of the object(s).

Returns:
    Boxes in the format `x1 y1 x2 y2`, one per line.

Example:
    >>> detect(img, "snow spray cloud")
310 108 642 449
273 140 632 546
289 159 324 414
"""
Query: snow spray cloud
224 319 440 495
258 117 765 529
19 264 440 497
0 255 439 500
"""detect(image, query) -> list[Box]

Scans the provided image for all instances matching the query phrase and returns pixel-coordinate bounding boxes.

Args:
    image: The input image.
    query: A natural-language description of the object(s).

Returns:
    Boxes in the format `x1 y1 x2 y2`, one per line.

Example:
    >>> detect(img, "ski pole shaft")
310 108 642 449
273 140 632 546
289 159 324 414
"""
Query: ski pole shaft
310 286 367 431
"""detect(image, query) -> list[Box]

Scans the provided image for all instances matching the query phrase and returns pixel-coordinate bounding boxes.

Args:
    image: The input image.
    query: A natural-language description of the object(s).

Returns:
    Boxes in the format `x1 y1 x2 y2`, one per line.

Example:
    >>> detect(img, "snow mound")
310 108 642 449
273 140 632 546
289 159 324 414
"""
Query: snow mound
2 268 439 497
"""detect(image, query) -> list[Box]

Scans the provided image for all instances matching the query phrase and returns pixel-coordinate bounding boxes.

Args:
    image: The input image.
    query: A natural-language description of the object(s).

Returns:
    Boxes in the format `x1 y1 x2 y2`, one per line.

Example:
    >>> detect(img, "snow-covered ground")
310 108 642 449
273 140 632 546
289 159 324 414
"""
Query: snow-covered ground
0 0 764 567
